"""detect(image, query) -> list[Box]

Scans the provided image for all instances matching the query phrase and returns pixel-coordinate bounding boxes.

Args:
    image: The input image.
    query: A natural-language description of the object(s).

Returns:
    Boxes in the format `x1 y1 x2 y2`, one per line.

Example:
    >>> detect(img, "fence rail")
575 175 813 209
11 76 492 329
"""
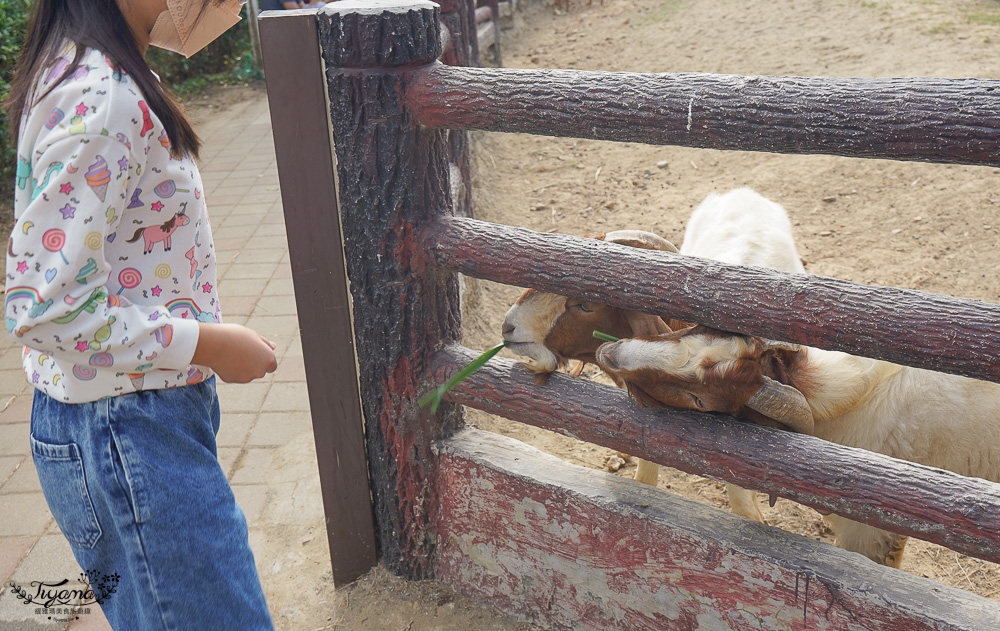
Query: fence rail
430 344 1000 565
405 63 1000 165
423 216 1000 383
263 0 1000 625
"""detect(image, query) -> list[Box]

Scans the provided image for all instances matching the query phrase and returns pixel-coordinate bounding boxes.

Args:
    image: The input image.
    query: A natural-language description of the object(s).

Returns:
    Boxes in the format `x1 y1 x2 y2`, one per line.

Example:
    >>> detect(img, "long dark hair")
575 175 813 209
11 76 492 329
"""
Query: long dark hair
3 0 201 158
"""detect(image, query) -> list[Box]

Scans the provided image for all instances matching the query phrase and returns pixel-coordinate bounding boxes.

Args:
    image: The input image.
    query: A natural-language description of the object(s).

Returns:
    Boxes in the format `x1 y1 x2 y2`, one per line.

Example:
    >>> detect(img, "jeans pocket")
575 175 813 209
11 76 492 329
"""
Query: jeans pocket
30 434 103 549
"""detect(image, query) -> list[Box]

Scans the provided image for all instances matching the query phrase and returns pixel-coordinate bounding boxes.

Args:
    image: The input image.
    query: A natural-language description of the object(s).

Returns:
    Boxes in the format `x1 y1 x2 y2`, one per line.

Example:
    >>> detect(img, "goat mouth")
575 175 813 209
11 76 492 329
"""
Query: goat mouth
502 341 535 353
502 342 560 373
596 342 621 372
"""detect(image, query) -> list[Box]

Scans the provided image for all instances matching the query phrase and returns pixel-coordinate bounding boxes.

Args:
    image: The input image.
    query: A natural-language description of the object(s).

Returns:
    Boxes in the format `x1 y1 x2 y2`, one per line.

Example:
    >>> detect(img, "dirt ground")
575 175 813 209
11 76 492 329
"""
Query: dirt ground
3 0 1000 628
460 0 1000 615
120 0 1000 627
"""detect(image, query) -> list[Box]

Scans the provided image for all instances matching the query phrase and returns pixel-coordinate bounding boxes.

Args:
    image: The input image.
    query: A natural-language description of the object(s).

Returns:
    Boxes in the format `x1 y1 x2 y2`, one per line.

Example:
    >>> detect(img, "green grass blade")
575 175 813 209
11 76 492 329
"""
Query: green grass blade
419 342 508 413
592 331 620 343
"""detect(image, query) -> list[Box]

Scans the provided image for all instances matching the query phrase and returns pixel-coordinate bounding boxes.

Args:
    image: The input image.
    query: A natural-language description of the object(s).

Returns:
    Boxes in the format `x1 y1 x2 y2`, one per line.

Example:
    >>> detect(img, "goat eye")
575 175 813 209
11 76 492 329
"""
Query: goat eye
690 394 705 409
574 302 594 313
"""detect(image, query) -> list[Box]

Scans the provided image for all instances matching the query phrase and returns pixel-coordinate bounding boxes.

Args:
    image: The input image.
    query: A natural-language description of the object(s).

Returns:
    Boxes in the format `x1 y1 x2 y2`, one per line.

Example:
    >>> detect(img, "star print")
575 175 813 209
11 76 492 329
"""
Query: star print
151 285 162 297
60 204 75 219
118 156 128 171
75 102 87 116
148 312 161 321
150 201 164 212
16 261 27 274
202 283 213 293
32 371 39 384
76 341 90 352
59 182 74 194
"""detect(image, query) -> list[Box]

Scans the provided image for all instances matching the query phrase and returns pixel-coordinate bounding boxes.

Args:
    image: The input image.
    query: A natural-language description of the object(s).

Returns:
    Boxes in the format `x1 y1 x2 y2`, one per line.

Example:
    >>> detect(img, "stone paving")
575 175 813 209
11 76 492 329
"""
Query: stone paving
0 92 335 631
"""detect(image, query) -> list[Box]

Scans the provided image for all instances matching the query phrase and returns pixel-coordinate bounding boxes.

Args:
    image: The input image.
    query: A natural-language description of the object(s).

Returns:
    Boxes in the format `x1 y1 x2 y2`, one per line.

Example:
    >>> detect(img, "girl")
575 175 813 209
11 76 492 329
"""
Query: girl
4 0 277 627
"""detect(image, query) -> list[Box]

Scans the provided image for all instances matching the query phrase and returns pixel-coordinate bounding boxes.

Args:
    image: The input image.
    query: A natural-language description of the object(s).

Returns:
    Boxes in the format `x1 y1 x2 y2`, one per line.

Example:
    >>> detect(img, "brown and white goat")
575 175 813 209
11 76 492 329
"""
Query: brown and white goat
500 229 686 496
596 326 1000 567
501 229 680 378
501 189 805 520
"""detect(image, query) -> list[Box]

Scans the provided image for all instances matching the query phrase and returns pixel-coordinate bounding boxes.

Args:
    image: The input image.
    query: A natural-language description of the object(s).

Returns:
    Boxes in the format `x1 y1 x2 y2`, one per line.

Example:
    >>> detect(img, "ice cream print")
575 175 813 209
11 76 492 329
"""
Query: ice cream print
85 155 111 201
4 46 218 401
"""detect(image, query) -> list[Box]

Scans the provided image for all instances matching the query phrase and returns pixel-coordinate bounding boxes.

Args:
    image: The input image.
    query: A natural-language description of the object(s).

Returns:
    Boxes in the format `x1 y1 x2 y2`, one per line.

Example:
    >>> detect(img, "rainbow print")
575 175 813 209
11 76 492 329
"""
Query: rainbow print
165 298 216 323
4 286 44 307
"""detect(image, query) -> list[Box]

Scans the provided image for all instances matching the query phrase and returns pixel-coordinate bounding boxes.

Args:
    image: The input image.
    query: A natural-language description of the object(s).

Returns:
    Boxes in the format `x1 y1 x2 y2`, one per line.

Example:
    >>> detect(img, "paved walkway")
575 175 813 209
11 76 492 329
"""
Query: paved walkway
0 91 335 630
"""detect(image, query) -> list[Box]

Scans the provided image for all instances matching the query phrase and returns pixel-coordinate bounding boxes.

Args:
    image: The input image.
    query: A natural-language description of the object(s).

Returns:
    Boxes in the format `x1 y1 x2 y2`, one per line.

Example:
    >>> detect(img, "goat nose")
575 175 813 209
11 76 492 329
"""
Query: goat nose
502 322 515 336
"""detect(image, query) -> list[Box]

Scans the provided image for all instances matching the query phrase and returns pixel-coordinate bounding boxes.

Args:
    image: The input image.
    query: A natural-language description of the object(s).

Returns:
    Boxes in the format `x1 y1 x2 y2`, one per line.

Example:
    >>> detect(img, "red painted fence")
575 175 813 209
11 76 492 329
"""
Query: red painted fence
260 1 1000 628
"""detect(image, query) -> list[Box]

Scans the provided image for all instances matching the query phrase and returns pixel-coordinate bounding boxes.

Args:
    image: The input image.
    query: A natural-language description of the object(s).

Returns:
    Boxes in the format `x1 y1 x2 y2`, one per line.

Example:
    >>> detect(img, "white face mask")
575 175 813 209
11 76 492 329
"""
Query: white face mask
149 0 245 58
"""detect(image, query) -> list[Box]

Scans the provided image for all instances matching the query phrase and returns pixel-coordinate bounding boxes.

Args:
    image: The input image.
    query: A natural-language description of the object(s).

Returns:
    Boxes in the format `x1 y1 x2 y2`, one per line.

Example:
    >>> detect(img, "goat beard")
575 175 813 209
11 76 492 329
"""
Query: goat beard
522 357 570 385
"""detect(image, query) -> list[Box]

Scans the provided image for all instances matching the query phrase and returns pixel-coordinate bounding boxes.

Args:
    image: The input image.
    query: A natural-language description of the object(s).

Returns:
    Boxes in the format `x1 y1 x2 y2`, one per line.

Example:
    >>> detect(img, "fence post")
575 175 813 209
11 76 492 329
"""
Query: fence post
439 0 477 66
437 0 476 217
317 0 462 579
258 8 378 586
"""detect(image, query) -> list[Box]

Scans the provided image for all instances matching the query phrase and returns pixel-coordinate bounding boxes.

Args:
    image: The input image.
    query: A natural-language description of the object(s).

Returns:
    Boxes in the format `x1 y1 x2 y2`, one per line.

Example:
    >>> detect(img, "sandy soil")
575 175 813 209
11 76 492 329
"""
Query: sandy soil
224 0 1000 626
460 0 1000 612
4 1 999 627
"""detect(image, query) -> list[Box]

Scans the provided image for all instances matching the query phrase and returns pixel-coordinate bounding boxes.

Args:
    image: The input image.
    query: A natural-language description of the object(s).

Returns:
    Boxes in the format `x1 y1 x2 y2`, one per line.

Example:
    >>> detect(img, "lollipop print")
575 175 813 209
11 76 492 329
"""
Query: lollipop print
42 229 69 264
89 351 114 367
117 267 141 295
72 364 97 381
45 108 64 130
84 232 103 250
153 180 190 198
85 155 111 201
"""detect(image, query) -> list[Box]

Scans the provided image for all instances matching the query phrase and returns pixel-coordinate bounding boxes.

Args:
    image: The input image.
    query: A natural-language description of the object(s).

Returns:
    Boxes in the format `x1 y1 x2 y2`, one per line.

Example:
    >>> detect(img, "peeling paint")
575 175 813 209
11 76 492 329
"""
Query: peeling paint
513 497 548 524
432 430 1000 630
450 533 505 577
478 478 495 490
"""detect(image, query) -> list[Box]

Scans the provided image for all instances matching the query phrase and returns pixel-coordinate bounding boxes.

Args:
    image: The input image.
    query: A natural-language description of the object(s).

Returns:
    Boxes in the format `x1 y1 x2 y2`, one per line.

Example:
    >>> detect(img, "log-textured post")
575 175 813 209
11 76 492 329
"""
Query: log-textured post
439 0 476 66
259 7 377 586
478 0 502 65
436 0 476 218
317 0 461 579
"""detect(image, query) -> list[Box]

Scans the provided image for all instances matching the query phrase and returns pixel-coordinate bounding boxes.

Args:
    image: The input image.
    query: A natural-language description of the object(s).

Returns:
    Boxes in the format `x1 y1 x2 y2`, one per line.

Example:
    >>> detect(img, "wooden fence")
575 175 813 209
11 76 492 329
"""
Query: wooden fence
259 1 1000 628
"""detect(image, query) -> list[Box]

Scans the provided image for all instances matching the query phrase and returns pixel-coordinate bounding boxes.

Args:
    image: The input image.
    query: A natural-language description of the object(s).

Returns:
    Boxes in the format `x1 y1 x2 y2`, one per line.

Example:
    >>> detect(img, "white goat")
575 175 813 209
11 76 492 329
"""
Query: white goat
502 188 805 522
681 188 805 273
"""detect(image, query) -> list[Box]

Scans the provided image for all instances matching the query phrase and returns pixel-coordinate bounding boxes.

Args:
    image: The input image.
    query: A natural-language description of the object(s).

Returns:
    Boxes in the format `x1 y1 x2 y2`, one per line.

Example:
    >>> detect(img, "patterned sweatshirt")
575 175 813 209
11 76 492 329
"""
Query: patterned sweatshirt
6 44 219 403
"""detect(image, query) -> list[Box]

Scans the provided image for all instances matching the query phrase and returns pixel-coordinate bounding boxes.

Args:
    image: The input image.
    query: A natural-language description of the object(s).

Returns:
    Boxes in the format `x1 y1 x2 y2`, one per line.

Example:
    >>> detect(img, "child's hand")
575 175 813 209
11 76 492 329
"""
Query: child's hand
192 323 279 383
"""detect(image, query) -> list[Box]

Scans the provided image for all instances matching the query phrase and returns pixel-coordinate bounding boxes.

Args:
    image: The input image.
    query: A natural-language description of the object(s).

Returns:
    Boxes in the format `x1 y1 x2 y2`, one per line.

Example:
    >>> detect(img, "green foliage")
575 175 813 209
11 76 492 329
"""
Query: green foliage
146 6 261 94
1 0 32 200
0 2 258 200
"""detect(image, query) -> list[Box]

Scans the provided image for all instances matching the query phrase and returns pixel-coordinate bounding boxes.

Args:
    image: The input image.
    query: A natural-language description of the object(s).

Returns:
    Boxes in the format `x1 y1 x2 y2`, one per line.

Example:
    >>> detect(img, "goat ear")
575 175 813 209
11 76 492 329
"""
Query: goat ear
604 230 679 253
665 318 693 332
625 382 661 408
625 311 671 337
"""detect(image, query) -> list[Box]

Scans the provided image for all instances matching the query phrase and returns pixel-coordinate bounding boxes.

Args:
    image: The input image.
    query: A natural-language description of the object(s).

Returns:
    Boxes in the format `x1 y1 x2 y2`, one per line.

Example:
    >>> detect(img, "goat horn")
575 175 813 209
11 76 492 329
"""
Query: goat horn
762 339 802 353
744 376 814 434
604 230 679 253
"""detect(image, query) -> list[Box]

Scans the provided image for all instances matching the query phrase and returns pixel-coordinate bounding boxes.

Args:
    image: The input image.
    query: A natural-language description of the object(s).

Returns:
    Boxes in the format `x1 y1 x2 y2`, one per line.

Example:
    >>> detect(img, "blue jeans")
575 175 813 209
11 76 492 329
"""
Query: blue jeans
30 378 274 630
